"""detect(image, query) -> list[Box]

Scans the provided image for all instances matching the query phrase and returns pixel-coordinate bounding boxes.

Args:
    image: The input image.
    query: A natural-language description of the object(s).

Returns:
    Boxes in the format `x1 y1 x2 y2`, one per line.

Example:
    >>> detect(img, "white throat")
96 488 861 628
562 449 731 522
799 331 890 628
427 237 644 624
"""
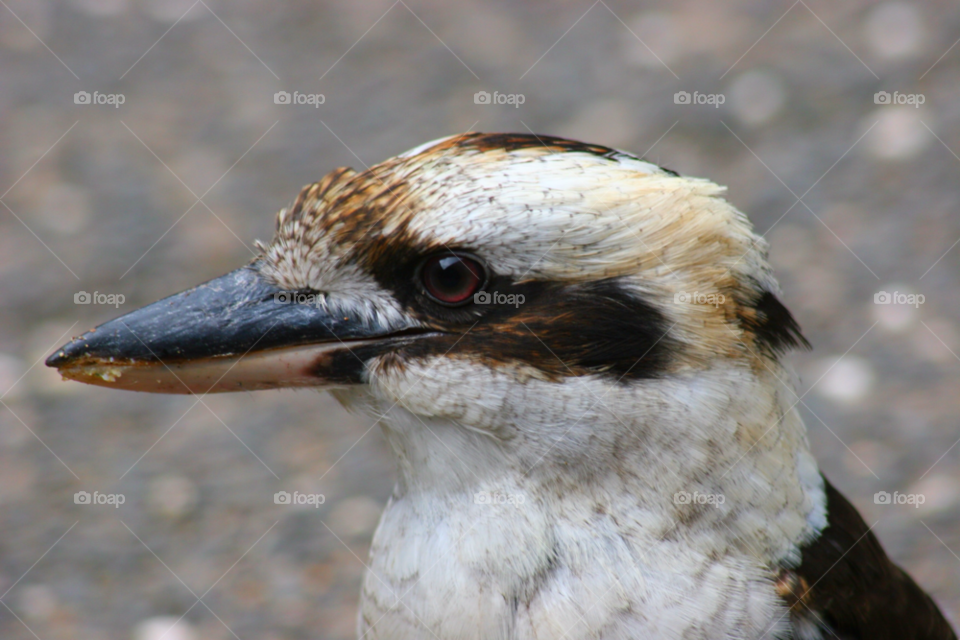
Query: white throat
334 358 826 640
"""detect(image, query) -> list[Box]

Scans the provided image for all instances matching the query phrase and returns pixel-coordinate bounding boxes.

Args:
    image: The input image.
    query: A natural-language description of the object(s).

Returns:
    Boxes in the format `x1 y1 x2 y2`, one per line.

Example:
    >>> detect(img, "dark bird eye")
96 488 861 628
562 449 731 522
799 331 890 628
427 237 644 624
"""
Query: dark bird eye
420 254 485 306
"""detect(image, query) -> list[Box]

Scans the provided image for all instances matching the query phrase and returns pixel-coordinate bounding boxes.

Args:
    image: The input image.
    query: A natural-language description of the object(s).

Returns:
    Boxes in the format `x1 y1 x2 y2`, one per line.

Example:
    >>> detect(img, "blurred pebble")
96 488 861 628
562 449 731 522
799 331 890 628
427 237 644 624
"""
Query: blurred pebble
454 4 519 68
871 283 921 333
70 0 129 16
19 584 56 621
147 474 199 519
336 0 398 33
865 3 924 61
133 617 197 640
0 405 32 447
269 426 331 472
866 107 930 160
226 74 280 130
911 556 954 598
676 5 751 54
844 439 892 478
767 224 813 271
174 556 220 593
0 0 50 51
0 453 37 503
324 596 364 638
139 0 203 23
37 183 91 236
0 233 27 279
622 12 681 68
0 353 25 401
911 474 960 515
273 592 308 627
812 355 875 404
326 497 382 538
793 264 846 318
173 213 248 264
6 106 65 172
171 148 230 201
913 318 959 363
561 99 637 149
727 69 785 126
818 203 868 241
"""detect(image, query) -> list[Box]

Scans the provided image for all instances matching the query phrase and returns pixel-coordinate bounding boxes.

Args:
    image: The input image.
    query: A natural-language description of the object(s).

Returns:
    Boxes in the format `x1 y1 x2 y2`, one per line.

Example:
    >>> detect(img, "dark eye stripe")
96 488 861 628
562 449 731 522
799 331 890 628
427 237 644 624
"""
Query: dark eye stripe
356 278 678 382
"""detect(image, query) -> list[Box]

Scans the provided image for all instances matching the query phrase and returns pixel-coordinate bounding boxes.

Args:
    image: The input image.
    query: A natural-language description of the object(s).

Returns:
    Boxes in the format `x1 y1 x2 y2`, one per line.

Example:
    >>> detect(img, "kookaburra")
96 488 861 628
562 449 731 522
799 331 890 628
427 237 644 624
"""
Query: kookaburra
48 133 955 639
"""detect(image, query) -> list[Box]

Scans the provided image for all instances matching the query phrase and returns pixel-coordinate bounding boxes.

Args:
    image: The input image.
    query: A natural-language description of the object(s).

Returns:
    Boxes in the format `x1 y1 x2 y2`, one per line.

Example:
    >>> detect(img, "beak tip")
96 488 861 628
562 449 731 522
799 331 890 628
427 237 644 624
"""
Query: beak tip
43 331 139 388
45 332 98 369
45 351 65 368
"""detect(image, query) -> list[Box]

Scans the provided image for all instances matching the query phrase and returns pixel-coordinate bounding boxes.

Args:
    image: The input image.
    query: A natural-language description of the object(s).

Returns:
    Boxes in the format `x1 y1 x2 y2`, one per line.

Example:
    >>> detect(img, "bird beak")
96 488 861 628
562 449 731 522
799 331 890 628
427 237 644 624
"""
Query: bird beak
45 266 416 394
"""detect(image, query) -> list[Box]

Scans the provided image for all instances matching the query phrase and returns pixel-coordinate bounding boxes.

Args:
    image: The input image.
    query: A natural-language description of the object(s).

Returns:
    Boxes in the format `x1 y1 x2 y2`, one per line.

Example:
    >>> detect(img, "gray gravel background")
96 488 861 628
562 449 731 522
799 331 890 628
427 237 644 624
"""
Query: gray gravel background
0 0 958 638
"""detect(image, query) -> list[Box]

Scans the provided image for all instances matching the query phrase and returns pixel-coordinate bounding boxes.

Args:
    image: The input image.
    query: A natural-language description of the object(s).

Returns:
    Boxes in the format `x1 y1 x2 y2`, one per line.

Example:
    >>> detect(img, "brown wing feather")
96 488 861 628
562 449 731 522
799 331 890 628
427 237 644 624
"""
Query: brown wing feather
782 475 957 639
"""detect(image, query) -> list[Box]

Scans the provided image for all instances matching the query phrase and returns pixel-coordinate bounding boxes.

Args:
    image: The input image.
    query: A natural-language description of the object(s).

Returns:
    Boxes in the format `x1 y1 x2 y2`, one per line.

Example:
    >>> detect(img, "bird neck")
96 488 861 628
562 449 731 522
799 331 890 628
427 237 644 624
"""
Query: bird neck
341 359 827 568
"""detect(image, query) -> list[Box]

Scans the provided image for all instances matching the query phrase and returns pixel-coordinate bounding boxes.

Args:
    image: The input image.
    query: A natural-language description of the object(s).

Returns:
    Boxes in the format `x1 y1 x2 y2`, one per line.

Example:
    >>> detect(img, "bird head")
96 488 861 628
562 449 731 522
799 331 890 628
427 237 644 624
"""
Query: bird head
48 133 815 517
